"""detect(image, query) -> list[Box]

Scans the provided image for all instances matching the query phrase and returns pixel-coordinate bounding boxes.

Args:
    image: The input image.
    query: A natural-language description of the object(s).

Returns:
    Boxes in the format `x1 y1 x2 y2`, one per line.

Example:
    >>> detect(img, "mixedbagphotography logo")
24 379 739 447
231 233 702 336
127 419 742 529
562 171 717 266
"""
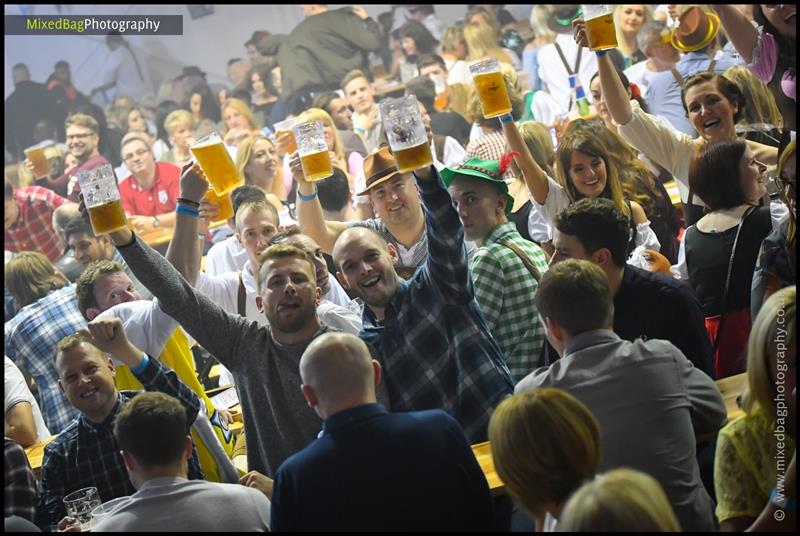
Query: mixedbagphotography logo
5 15 183 35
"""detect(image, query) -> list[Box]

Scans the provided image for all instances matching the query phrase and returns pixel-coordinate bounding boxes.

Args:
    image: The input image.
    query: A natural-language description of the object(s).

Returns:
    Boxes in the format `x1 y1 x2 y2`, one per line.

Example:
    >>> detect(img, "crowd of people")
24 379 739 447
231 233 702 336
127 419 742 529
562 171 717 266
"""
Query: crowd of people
4 3 797 532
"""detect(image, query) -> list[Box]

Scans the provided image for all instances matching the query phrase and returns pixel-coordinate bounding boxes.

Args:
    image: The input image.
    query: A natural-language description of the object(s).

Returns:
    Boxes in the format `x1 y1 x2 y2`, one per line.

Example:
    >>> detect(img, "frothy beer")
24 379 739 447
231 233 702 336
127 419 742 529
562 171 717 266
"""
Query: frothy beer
394 143 433 174
190 138 243 195
88 199 128 235
474 71 512 119
300 150 333 181
586 12 617 51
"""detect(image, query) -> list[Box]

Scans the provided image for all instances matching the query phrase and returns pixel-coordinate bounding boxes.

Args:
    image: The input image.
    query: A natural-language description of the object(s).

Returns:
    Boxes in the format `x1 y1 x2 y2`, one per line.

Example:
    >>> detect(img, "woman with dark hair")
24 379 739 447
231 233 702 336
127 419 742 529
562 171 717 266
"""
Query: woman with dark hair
579 16 780 227
248 63 285 131
396 20 439 83
713 5 796 130
183 84 222 129
676 139 776 378
589 68 647 131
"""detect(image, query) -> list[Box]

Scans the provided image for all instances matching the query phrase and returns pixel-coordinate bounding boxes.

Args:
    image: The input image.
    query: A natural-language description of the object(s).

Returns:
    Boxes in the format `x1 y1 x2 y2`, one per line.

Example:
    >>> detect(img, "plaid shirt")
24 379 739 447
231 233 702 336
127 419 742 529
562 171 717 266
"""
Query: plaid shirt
5 438 37 522
37 357 204 531
360 170 514 444
4 285 83 433
5 186 67 262
465 132 516 182
470 222 549 383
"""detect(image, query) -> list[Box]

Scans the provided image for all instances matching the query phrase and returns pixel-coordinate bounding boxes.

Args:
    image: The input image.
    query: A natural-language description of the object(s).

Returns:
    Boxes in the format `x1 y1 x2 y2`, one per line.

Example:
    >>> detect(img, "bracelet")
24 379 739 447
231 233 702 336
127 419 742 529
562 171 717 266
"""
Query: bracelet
130 354 150 375
297 188 319 202
498 113 514 124
176 197 200 208
176 204 200 217
770 487 797 512
595 49 610 57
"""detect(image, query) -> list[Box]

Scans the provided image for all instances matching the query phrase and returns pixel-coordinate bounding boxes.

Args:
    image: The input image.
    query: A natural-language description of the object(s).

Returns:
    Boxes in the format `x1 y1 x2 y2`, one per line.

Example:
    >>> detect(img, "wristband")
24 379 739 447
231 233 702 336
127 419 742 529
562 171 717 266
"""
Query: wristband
770 488 797 512
498 113 514 124
353 127 366 135
297 188 319 202
595 49 610 57
176 197 200 208
130 354 150 375
176 204 200 217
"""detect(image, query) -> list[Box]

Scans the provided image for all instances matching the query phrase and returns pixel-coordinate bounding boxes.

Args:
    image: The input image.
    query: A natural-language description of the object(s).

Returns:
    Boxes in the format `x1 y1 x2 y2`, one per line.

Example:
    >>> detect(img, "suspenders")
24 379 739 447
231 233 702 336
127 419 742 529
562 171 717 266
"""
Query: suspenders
554 41 583 112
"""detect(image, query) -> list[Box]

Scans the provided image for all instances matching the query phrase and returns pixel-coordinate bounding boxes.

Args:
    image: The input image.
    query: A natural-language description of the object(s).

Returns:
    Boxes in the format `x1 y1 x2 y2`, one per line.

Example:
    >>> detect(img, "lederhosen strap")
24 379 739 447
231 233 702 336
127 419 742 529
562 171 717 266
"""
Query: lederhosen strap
554 41 582 112
497 238 541 282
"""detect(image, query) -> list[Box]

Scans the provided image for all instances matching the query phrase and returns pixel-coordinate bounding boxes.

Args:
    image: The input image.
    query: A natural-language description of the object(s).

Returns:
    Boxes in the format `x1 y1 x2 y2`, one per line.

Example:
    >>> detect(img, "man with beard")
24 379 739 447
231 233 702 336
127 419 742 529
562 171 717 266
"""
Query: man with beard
330 160 514 443
25 113 109 199
94 164 381 490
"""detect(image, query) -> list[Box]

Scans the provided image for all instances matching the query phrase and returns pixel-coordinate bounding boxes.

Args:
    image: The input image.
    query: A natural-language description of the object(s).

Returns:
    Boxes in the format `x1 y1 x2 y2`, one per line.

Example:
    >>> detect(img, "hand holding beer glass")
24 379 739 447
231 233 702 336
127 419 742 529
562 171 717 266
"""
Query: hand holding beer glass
581 5 617 51
24 142 52 179
189 132 243 195
469 58 512 119
293 121 334 181
273 118 298 156
378 95 433 173
77 164 129 235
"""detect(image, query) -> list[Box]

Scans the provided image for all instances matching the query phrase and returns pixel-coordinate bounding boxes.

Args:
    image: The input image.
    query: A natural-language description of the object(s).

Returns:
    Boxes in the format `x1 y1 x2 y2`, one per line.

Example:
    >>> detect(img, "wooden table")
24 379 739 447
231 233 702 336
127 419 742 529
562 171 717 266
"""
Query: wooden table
471 441 504 496
373 81 406 99
716 372 748 423
24 436 55 478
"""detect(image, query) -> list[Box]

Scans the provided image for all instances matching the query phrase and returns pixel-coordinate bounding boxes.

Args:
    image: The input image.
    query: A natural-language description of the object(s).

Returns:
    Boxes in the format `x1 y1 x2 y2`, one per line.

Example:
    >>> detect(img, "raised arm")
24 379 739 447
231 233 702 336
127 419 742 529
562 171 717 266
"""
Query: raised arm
413 164 472 303
164 163 209 285
500 115 550 205
289 151 348 253
573 18 633 125
711 6 759 64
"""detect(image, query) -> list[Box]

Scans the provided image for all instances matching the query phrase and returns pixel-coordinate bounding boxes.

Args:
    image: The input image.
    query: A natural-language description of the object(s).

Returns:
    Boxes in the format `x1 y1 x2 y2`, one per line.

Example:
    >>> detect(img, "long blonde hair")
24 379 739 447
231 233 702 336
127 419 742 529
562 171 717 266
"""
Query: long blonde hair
463 20 513 65
235 135 286 201
724 65 784 130
613 5 654 56
5 251 69 309
297 108 345 163
743 285 796 422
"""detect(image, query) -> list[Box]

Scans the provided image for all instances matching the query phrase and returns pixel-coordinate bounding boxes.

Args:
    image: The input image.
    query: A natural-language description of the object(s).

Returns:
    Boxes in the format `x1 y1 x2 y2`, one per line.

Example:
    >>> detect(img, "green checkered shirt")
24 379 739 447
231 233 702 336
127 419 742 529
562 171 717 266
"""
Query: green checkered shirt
470 222 549 383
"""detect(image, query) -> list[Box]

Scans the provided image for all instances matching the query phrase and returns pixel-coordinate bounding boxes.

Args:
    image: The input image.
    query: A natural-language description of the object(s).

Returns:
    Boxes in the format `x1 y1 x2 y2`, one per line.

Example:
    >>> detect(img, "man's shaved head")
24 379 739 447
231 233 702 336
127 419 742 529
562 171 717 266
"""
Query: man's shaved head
300 332 376 406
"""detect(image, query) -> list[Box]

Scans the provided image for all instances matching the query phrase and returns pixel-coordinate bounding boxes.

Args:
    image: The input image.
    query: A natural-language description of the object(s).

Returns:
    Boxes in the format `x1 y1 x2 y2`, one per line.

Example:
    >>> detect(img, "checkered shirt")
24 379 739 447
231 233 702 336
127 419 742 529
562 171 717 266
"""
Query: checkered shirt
37 357 204 531
5 186 67 262
5 438 37 522
470 222 549 383
359 170 514 444
4 285 84 433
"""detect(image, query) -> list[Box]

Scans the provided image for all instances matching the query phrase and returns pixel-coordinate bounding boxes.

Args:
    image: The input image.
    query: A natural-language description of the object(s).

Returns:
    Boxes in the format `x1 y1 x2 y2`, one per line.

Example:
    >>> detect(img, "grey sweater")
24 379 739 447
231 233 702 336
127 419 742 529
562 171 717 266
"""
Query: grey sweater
118 235 330 477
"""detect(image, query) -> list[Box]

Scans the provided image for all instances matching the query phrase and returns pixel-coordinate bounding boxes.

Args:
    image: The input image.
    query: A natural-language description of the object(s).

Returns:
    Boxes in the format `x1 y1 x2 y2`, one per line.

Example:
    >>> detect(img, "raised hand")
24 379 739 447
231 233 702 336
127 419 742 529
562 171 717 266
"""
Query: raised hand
78 316 145 369
179 162 209 204
572 18 589 48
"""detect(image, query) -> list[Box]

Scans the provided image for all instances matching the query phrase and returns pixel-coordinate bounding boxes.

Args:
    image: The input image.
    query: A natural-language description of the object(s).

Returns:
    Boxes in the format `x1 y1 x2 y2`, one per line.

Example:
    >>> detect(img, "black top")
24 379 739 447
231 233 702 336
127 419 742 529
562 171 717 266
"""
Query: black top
685 206 772 316
431 111 471 147
614 265 715 378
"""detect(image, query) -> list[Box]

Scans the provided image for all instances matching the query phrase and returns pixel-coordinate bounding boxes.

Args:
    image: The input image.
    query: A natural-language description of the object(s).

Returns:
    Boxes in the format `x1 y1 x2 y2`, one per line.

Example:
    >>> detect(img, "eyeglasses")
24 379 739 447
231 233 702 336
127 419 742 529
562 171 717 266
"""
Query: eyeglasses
775 174 796 192
66 132 95 141
123 148 150 162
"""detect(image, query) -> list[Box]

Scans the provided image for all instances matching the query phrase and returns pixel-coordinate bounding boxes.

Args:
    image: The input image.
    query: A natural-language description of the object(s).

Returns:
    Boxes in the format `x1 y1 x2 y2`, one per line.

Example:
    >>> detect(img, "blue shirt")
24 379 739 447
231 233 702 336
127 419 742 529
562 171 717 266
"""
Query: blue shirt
645 51 740 136
271 403 493 531
358 170 514 443
4 285 83 433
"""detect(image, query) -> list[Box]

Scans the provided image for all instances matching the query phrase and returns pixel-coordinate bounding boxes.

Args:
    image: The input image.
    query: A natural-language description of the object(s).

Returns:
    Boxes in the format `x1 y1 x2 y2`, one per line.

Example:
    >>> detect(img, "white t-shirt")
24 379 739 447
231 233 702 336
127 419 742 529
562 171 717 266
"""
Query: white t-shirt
537 33 599 113
104 46 151 102
623 60 662 99
4 356 50 442
205 235 248 277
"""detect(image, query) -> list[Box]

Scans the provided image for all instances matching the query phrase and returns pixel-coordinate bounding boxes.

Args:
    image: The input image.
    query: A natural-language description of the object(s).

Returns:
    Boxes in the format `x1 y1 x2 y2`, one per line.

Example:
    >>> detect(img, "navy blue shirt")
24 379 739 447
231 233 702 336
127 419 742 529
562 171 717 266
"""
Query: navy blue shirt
614 265 715 379
271 403 493 531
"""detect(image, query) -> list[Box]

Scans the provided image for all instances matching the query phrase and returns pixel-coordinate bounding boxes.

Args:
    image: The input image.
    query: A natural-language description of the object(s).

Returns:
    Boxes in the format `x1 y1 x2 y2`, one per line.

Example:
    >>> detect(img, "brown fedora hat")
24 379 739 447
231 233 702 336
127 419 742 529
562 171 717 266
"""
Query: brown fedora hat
670 6 721 53
355 146 402 196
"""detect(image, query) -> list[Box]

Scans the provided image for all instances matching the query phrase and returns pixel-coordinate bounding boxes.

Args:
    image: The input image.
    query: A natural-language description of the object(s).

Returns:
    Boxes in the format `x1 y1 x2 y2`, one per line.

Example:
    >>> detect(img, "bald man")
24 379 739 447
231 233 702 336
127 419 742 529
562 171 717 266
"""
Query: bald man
270 333 493 531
